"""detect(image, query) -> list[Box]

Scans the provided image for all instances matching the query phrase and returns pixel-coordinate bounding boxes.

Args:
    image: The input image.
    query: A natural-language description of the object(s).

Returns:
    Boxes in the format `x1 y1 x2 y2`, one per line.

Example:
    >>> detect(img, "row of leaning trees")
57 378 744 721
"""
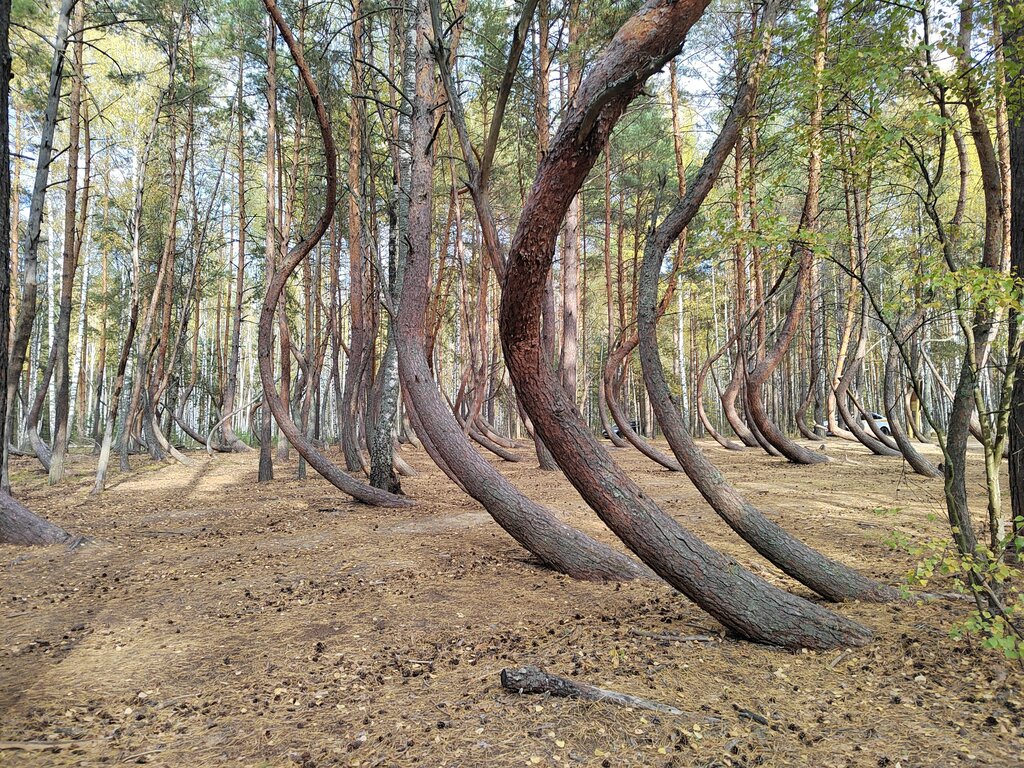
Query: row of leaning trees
3 0 1023 651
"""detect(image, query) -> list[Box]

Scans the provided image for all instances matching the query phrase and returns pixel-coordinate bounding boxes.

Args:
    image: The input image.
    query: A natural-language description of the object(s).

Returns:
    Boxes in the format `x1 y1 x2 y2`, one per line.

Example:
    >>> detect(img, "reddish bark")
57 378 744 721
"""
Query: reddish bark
500 0 872 648
257 0 410 507
396 0 647 581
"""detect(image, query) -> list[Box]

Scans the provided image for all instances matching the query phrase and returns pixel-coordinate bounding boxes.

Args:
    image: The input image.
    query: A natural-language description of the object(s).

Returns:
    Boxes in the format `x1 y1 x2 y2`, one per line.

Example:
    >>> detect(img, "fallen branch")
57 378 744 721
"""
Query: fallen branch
500 665 682 714
0 740 99 751
629 629 719 644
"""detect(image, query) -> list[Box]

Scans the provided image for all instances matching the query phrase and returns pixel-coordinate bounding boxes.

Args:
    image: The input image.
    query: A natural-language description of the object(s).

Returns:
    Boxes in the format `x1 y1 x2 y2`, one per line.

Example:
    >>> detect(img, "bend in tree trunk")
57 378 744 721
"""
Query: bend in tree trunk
500 0 870 648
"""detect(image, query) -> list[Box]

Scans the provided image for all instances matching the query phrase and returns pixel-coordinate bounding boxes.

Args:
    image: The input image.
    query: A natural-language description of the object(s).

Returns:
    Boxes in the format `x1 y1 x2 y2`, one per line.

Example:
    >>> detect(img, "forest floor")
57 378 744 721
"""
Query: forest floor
0 435 1021 768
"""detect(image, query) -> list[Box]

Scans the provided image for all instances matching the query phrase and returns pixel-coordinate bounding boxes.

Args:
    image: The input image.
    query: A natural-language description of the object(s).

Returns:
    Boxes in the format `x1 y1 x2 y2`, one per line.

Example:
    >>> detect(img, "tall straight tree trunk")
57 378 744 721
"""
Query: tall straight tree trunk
49 0 86 483
221 41 249 452
559 0 581 402
369 0 413 493
259 13 277 482
4 0 75 490
72 105 92 441
339 0 367 472
532 0 557 471
0 0 70 543
1007 3 1024 558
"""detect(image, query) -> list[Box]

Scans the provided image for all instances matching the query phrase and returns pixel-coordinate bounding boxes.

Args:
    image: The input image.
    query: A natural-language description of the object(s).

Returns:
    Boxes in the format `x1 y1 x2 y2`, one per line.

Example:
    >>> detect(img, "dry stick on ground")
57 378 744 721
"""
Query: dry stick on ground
498 0 873 648
257 0 411 508
500 666 683 715
635 0 895 604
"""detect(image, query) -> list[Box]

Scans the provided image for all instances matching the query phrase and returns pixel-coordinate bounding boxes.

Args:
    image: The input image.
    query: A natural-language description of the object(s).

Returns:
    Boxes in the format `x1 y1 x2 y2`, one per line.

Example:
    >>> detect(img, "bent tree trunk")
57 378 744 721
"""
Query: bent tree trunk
694 337 746 450
743 0 830 466
604 336 682 471
721 354 759 447
257 0 410 508
635 6 895 603
883 314 941 477
396 0 646 582
499 0 871 649
0 492 70 546
0 0 70 544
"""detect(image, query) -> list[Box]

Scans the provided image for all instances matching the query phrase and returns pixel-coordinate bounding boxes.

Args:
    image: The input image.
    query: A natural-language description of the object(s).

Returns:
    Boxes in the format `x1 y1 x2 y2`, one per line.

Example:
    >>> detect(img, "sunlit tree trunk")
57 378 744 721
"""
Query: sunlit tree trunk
0 0 70 543
259 13 277 482
500 0 871 649
4 0 75 490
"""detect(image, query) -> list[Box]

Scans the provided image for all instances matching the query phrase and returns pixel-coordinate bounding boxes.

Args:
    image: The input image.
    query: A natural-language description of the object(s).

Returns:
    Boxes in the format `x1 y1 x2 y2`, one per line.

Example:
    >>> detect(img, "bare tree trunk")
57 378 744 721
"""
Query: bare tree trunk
884 311 942 478
499 0 871 649
220 40 250 453
339 0 368 472
48 0 86 483
636 5 894 602
259 13 277 482
258 0 410 507
743 0 829 465
4 0 76 489
369 0 413 493
400 0 647 581
0 0 70 543
1007 7 1024 557
559 0 581 402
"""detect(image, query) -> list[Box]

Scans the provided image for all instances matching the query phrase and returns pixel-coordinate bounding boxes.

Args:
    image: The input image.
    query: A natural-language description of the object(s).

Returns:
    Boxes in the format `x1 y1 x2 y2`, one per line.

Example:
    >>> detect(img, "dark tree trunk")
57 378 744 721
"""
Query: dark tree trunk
1008 6 1024 557
635 5 895 603
397 0 648 582
0 0 70 544
499 0 872 649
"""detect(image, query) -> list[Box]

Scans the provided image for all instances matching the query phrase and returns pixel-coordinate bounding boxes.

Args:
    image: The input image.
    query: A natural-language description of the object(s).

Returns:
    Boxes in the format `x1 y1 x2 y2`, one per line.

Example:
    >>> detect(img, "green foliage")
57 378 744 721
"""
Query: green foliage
888 529 1024 661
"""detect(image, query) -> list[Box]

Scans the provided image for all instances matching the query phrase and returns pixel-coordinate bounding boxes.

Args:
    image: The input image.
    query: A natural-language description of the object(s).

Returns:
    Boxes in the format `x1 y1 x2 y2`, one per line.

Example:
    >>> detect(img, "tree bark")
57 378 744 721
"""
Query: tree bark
0 0 70 543
220 39 251 453
743 0 830 466
258 0 411 507
259 13 278 482
499 0 871 649
4 0 76 488
1007 3 1024 557
48 0 86 483
636 3 895 602
396 0 649 582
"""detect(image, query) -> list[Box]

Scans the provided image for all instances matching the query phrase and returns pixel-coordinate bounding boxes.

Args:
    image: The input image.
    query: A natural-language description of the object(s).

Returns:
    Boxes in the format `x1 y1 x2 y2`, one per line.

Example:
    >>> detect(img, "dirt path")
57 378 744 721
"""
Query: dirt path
0 438 1020 767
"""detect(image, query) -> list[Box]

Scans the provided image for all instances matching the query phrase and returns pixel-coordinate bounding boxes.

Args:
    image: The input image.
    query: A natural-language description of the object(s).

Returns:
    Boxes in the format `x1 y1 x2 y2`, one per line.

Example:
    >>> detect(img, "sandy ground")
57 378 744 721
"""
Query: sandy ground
0 435 1021 767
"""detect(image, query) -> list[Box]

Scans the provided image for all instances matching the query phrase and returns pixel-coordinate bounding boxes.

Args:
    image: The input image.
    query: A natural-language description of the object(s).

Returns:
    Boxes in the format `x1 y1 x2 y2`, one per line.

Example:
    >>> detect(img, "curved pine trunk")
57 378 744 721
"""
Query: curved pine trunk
633 14 895 601
0 492 70 546
884 313 942 477
500 0 871 649
258 0 410 508
395 2 647 582
603 338 682 471
694 348 746 450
